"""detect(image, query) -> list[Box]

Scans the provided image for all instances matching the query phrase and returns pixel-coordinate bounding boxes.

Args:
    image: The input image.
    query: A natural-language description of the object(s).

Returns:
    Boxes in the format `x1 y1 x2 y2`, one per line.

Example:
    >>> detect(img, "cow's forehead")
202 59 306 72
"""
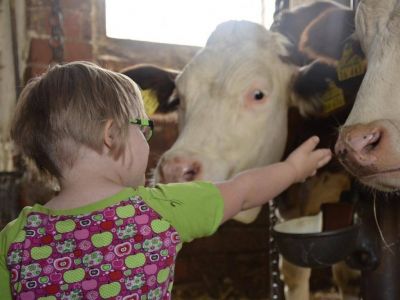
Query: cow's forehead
176 31 291 93
205 20 290 55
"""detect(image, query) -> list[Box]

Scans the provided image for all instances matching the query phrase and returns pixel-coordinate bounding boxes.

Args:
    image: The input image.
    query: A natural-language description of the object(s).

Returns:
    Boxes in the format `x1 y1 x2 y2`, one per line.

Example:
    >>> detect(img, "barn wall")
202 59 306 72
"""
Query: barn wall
25 0 199 77
14 0 272 298
0 0 17 142
25 0 94 78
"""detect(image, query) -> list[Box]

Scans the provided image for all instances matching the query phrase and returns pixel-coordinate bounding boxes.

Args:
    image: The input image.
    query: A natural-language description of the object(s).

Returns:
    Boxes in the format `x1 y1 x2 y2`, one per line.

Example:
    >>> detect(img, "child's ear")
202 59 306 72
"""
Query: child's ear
103 119 116 149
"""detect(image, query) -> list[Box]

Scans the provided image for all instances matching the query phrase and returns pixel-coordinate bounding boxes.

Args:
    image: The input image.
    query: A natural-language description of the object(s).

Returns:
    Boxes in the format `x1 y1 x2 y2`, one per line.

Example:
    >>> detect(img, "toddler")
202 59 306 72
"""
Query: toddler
0 61 331 299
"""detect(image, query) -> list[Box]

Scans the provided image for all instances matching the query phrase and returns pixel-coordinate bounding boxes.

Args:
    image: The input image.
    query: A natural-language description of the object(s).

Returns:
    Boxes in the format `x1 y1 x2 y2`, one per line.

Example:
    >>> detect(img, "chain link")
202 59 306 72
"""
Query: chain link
49 0 64 63
269 199 284 300
274 0 289 19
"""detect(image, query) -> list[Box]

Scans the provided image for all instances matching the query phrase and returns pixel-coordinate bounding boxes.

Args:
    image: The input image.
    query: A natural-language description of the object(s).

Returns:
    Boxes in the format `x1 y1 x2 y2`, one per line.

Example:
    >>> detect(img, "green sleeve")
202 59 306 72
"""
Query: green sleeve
0 207 32 300
0 231 12 300
137 181 224 243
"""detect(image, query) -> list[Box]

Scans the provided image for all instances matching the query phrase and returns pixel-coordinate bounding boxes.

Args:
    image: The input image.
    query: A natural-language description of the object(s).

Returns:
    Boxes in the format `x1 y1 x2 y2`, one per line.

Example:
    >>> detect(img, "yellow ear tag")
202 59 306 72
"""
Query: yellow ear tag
141 89 159 116
337 42 367 81
321 81 345 114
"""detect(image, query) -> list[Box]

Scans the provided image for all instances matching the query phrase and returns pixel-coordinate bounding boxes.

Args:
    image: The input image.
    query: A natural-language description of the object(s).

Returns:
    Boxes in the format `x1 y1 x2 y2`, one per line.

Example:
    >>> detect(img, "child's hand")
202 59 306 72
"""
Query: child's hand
285 136 332 183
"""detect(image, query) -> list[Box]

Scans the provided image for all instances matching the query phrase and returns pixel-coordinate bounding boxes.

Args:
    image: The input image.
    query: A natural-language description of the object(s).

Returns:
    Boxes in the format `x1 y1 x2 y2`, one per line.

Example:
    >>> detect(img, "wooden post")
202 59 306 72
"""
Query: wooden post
0 0 17 142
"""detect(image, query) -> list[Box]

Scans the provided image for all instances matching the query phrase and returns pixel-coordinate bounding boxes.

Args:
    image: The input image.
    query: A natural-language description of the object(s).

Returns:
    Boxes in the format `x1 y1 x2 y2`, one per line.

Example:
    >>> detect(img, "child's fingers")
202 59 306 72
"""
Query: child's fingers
317 152 332 167
310 148 331 167
312 148 332 160
299 136 320 153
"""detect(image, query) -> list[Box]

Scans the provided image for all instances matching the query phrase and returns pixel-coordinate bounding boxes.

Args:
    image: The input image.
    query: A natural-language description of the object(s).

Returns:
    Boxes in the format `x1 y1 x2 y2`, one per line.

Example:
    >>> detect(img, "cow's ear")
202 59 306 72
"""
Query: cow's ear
290 60 337 117
271 1 339 65
298 7 355 65
120 64 180 114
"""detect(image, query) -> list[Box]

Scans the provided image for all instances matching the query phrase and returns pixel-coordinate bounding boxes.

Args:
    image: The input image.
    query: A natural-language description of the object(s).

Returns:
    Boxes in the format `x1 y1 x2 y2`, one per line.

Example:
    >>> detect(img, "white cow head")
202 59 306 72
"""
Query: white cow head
153 21 320 223
161 27 295 223
335 0 400 191
160 22 295 184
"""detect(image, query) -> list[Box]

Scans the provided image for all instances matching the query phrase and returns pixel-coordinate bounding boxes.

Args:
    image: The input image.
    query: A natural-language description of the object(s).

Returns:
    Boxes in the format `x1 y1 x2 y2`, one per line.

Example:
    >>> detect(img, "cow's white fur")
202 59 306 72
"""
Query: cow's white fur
348 0 400 124
340 0 400 190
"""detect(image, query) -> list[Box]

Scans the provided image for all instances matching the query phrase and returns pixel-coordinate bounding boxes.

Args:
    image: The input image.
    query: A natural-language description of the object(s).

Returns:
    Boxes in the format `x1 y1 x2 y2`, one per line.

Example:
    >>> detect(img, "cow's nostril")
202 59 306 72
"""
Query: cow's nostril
158 157 202 183
371 131 381 147
344 128 382 154
364 131 381 153
336 147 348 159
183 169 197 181
182 162 201 182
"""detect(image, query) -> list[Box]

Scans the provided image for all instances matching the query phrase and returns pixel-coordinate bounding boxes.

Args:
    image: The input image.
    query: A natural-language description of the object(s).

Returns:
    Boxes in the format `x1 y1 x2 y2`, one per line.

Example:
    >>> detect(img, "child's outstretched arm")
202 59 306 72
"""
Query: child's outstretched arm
216 136 332 223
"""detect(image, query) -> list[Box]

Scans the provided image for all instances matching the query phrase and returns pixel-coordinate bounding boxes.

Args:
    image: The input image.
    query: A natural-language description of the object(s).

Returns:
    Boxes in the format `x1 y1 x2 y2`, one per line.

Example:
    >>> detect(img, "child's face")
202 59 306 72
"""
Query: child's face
120 121 150 187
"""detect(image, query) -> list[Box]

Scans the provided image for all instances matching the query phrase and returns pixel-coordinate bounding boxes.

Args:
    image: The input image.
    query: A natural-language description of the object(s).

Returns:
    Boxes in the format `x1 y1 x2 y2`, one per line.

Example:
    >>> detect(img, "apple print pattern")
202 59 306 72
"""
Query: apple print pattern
6 195 181 299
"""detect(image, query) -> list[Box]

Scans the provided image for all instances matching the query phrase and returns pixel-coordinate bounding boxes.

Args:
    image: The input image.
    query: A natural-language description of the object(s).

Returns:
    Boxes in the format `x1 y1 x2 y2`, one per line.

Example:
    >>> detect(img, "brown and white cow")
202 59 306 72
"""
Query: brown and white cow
122 2 364 299
335 0 400 192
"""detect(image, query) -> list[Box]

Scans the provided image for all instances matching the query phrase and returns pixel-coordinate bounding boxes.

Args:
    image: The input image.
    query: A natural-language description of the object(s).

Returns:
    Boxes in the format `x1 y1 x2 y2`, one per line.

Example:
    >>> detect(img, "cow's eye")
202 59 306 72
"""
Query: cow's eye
253 90 264 101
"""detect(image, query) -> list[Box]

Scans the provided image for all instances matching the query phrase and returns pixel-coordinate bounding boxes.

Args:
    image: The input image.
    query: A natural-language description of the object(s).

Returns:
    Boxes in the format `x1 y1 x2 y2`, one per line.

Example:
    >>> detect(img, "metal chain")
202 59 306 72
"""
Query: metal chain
49 0 64 63
269 199 283 300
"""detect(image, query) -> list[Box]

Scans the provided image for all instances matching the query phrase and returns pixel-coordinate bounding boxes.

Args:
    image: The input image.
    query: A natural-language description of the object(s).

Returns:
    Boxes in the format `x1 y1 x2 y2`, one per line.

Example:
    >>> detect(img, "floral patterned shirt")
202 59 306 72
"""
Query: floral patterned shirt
0 181 223 300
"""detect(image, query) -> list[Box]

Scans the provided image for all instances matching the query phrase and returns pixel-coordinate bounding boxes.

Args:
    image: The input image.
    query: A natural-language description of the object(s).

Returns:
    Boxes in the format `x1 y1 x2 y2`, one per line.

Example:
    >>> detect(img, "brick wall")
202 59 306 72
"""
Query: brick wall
25 0 199 79
25 0 93 79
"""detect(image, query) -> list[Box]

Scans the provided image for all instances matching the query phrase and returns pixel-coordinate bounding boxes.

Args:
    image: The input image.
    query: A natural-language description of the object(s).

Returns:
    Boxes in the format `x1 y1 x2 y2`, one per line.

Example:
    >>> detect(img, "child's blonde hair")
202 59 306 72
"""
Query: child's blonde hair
11 61 146 179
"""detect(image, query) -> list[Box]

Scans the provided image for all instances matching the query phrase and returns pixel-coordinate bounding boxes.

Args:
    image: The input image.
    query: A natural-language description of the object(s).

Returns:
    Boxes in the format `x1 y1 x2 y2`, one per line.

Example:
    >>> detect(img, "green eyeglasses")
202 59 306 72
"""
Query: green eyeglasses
129 119 154 141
